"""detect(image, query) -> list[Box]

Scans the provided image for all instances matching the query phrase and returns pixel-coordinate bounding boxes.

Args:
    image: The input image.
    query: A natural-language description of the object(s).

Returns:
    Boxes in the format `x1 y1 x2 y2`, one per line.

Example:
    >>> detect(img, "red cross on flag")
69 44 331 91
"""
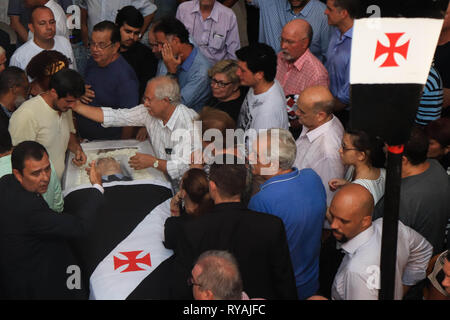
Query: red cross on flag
350 18 443 85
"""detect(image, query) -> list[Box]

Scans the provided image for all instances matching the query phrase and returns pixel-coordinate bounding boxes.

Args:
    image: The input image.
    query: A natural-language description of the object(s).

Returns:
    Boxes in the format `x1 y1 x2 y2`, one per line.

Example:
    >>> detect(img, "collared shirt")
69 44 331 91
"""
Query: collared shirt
276 49 329 96
176 0 240 65
176 46 212 112
325 26 352 106
294 115 344 206
249 168 326 300
1 105 12 119
79 0 157 36
332 219 433 300
102 103 198 181
250 0 331 62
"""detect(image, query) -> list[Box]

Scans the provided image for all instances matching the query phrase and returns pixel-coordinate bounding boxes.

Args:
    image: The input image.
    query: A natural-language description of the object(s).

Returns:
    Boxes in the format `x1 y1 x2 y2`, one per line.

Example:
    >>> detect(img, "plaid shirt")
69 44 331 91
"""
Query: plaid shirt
276 49 329 97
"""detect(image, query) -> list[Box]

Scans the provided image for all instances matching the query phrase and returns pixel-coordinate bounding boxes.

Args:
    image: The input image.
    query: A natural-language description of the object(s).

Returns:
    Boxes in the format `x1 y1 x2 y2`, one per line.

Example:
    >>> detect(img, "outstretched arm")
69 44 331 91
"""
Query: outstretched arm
71 100 104 123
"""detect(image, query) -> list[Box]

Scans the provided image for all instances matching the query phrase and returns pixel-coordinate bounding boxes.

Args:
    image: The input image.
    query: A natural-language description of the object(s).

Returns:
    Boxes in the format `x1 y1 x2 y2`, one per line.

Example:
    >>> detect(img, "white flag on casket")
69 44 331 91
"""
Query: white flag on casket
350 18 443 85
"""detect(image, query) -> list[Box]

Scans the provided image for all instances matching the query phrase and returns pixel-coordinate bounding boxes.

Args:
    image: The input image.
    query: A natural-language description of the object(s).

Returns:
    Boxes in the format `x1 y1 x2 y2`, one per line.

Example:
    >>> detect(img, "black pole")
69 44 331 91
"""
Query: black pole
379 145 403 300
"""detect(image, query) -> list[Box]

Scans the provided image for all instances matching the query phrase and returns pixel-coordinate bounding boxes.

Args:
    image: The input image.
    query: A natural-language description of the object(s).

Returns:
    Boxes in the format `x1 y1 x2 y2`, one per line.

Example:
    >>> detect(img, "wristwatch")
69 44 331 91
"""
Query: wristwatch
153 159 159 168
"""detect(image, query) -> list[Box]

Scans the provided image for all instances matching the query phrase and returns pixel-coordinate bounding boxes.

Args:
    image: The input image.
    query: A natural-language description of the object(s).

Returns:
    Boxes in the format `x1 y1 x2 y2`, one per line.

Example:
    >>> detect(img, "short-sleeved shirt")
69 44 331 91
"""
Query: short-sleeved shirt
9 35 77 71
237 80 289 131
77 55 139 141
248 168 327 300
276 49 329 96
9 95 76 179
415 66 443 126
7 0 31 45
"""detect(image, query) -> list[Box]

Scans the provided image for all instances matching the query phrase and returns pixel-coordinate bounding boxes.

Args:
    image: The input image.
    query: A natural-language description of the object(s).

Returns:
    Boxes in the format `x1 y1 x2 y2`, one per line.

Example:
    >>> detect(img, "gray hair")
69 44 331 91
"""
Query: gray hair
259 129 297 170
195 250 243 300
149 75 181 105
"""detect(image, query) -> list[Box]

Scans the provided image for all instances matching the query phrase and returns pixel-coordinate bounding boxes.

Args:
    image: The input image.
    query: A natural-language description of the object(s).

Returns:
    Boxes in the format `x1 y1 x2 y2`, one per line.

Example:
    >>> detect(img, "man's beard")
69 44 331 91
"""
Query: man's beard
332 229 349 244
290 0 309 10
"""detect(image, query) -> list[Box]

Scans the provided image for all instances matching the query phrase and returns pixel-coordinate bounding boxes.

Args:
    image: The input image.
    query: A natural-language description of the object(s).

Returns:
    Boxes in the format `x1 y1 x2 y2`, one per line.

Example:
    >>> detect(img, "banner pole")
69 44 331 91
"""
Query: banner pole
379 144 403 300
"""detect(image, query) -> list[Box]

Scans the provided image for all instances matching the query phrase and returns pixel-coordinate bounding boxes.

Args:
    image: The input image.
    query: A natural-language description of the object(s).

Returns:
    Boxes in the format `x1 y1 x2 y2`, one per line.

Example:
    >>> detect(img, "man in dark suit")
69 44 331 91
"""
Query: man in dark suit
0 141 104 299
164 154 298 300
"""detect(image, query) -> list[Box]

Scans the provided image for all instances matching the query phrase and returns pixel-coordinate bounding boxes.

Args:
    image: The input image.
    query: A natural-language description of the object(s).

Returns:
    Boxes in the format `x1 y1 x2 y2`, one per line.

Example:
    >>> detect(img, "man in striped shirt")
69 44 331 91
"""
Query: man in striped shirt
415 66 444 126
246 0 331 62
276 19 329 133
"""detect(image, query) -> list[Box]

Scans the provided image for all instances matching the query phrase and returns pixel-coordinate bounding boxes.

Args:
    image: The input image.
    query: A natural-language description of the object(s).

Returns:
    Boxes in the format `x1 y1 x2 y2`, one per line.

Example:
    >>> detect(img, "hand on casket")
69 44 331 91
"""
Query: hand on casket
129 152 154 170
72 148 87 167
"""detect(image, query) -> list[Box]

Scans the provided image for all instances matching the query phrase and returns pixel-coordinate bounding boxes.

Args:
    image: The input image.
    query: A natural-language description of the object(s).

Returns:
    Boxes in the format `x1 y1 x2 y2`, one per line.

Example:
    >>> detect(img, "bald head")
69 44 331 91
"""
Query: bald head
295 86 335 130
30 6 54 24
333 184 374 217
280 19 312 62
283 19 313 46
329 184 374 242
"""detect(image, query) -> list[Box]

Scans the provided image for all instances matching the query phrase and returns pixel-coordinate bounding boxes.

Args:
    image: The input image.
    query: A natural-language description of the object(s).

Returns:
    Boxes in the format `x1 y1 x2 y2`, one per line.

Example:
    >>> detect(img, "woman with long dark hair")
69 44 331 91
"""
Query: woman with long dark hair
329 129 386 205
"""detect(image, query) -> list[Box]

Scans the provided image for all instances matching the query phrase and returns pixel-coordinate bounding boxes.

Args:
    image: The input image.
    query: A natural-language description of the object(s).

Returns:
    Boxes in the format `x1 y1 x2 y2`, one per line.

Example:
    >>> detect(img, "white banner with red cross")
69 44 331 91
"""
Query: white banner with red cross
350 18 443 85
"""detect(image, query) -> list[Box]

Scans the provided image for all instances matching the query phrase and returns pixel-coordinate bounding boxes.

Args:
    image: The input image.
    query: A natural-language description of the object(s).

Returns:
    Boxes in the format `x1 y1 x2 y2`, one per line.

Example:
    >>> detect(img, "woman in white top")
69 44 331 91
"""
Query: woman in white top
329 129 386 205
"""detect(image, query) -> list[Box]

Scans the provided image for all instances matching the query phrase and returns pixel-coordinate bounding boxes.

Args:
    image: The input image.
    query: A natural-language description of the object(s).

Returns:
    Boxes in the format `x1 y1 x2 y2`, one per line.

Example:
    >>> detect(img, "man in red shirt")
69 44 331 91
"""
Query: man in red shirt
275 19 329 134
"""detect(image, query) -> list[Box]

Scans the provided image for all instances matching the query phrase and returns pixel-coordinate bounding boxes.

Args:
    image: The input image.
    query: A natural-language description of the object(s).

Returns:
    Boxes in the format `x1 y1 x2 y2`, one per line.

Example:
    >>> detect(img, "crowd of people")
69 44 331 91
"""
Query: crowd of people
0 0 449 301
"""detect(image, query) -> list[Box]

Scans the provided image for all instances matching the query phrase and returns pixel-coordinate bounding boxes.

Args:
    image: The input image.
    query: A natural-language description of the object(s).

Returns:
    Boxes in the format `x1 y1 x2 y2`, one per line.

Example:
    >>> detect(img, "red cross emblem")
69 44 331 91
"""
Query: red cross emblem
113 251 151 273
374 33 410 67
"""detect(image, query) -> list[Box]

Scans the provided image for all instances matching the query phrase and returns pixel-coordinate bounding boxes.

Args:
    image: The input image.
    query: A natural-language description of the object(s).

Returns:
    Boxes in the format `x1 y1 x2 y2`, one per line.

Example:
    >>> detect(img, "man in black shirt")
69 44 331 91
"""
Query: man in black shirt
116 5 158 100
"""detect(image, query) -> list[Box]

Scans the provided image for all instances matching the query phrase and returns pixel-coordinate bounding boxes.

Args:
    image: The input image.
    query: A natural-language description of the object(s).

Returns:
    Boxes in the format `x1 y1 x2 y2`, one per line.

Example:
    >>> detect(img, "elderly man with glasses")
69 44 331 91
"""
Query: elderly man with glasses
76 20 139 142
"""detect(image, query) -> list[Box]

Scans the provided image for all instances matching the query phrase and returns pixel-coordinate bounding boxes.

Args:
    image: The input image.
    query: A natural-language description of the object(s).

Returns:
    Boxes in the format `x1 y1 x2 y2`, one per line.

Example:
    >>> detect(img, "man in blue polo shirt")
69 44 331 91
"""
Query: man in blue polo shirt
248 128 327 300
153 17 211 112
78 21 139 141
246 0 331 63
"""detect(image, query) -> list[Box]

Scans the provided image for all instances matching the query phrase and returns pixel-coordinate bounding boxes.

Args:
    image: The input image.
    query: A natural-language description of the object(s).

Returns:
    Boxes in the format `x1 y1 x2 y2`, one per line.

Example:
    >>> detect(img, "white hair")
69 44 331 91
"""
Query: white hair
149 75 181 105
259 128 297 170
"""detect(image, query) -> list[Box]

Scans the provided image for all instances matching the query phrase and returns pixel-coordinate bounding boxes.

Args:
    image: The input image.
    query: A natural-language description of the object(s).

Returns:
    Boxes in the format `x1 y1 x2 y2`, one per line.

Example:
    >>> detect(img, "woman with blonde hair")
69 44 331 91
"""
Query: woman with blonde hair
206 59 247 122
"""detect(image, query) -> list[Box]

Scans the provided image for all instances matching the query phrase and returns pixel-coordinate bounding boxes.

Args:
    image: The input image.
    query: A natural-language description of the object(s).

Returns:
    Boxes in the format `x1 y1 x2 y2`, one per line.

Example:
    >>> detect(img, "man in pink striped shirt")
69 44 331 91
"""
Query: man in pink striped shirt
276 19 329 96
276 19 329 133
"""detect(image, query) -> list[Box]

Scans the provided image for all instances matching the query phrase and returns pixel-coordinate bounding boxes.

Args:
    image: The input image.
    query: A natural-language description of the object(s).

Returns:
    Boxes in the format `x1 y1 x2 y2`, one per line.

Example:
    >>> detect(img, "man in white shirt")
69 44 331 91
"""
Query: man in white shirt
293 85 344 206
26 0 69 39
71 75 198 183
236 43 289 131
10 6 76 71
329 184 433 300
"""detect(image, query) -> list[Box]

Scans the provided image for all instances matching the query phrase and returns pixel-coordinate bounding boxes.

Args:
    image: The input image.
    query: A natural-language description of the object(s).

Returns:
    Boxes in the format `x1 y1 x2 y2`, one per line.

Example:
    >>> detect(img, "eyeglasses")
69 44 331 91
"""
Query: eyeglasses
88 42 114 50
187 276 202 287
210 77 233 88
280 36 308 45
341 143 359 152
